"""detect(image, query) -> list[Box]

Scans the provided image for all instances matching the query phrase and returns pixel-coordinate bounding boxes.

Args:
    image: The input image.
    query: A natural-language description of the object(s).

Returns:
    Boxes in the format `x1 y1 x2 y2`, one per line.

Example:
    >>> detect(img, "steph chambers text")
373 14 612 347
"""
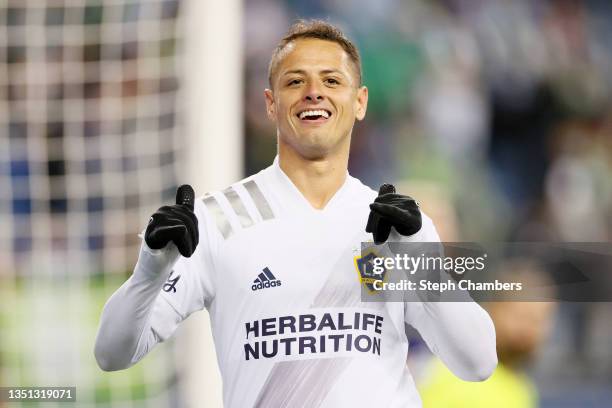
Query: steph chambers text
372 279 522 292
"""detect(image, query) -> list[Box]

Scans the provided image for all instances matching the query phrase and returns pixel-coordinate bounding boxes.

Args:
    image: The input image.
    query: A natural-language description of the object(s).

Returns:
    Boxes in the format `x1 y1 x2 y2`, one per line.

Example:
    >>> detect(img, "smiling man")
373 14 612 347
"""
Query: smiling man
95 20 497 407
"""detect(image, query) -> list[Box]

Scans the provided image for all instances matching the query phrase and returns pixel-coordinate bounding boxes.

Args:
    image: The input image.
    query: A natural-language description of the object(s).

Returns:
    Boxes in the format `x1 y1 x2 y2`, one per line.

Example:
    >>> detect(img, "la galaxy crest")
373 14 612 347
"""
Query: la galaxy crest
354 248 386 292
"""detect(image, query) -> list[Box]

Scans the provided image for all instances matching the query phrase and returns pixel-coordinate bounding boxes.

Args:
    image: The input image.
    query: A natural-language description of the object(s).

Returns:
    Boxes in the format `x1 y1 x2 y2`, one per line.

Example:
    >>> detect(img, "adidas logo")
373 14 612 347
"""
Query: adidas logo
251 267 282 291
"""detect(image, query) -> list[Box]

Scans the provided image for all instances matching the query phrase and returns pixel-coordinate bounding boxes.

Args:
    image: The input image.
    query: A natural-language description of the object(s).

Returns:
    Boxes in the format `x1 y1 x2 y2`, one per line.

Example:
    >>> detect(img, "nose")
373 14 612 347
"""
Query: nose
304 83 324 102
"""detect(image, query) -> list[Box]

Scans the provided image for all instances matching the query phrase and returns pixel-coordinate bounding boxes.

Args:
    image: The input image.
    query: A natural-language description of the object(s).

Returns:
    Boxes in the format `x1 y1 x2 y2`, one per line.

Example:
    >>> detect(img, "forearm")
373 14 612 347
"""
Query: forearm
415 301 497 381
94 242 179 371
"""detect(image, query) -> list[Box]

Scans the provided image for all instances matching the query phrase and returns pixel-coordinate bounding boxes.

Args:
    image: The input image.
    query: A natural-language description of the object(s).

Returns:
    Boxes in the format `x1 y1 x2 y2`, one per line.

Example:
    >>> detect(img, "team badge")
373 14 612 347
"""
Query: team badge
354 250 386 292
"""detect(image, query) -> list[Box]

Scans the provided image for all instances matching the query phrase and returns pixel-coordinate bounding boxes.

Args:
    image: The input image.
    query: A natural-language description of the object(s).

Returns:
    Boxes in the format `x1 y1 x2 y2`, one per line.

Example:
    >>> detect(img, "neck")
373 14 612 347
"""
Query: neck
278 141 349 210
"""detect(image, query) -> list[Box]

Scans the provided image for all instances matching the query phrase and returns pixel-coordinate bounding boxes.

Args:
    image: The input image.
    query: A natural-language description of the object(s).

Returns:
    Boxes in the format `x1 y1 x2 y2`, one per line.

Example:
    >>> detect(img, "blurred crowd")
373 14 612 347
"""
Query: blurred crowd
243 0 612 406
245 0 612 243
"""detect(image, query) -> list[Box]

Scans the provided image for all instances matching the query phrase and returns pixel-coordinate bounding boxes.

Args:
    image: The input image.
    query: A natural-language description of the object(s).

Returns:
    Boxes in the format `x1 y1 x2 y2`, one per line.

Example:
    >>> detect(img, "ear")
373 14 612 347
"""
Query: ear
355 86 368 121
264 89 276 122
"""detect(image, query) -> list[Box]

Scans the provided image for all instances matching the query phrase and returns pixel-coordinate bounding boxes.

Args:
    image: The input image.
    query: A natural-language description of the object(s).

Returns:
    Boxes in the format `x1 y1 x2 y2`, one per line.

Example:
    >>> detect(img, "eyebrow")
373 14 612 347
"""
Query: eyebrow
281 69 346 77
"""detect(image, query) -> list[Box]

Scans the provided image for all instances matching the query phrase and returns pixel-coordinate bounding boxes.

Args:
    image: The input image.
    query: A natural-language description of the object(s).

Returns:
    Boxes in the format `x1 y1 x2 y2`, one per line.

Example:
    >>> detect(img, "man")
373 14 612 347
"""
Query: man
95 20 497 407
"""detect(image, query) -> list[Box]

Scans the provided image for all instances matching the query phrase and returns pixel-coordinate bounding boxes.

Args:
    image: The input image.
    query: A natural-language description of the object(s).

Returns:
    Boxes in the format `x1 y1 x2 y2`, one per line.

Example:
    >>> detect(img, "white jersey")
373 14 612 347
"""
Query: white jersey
145 157 496 407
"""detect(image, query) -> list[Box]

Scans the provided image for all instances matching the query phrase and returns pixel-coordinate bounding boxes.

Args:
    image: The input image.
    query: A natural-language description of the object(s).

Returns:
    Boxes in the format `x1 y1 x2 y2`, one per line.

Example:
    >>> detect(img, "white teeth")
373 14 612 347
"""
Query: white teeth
299 109 330 119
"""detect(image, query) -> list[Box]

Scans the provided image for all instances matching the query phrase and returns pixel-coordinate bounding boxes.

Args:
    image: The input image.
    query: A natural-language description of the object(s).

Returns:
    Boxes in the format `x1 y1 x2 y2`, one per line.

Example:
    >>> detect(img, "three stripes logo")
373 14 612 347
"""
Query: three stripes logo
252 267 282 291
202 180 274 240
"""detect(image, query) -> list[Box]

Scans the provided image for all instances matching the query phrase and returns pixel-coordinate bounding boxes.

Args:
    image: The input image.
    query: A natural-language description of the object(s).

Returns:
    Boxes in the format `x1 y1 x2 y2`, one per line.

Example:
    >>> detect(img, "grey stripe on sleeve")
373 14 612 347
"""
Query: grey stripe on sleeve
202 195 233 239
222 186 254 228
243 180 274 221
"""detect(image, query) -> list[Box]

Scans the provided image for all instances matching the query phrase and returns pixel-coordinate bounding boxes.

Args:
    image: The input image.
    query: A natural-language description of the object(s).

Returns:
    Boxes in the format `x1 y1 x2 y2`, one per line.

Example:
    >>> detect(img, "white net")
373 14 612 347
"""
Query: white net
0 1 186 406
0 0 184 275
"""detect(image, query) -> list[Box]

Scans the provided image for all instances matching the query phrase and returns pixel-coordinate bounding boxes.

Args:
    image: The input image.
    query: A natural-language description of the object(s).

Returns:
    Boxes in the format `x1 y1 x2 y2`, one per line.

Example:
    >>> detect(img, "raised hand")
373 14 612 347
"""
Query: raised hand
145 184 199 257
366 184 422 244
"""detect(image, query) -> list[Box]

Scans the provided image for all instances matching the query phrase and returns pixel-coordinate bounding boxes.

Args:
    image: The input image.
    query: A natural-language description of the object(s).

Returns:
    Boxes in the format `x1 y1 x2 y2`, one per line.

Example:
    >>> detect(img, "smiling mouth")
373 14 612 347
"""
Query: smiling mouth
296 109 332 121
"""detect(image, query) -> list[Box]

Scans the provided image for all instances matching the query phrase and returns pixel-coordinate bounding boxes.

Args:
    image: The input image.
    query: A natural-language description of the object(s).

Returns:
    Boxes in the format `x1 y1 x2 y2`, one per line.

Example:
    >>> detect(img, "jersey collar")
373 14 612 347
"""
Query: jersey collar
267 155 354 215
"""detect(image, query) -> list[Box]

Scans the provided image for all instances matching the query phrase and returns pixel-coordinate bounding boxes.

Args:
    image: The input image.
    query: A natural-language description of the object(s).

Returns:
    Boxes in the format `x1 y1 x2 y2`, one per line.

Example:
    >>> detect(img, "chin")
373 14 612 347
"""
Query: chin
281 128 346 159
296 143 331 160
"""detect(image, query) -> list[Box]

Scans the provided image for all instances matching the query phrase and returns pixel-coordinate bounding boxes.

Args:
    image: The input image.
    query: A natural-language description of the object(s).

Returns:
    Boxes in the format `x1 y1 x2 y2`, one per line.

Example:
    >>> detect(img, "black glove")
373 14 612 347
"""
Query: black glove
145 184 199 257
366 184 422 244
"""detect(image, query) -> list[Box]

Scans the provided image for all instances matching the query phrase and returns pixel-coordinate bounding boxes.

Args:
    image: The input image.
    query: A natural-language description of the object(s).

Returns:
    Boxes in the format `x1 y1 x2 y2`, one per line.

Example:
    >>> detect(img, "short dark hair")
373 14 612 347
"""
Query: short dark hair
268 19 362 88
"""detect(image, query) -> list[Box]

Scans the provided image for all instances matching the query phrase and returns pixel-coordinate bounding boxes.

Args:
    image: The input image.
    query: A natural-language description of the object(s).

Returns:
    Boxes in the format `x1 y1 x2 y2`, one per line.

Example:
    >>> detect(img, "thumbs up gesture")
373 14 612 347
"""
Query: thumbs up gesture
366 184 422 245
145 185 199 257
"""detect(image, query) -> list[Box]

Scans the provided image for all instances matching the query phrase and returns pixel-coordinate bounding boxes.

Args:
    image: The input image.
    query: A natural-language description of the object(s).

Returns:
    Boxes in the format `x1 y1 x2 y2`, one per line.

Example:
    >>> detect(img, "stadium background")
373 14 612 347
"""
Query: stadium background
1 0 611 407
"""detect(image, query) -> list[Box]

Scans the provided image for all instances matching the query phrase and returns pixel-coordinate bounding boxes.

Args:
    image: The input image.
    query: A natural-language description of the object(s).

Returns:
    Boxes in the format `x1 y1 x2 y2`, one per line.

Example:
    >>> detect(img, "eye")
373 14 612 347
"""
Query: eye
287 78 303 86
325 78 340 85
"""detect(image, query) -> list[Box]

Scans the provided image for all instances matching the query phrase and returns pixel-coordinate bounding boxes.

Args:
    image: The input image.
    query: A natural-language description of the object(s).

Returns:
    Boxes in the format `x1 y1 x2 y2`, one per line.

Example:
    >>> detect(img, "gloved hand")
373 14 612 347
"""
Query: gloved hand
366 184 422 244
145 184 199 257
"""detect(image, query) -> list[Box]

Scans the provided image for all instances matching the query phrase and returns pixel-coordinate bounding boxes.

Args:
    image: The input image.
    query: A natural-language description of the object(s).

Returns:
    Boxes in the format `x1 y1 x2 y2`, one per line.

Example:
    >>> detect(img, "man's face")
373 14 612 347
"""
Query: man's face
265 38 368 159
